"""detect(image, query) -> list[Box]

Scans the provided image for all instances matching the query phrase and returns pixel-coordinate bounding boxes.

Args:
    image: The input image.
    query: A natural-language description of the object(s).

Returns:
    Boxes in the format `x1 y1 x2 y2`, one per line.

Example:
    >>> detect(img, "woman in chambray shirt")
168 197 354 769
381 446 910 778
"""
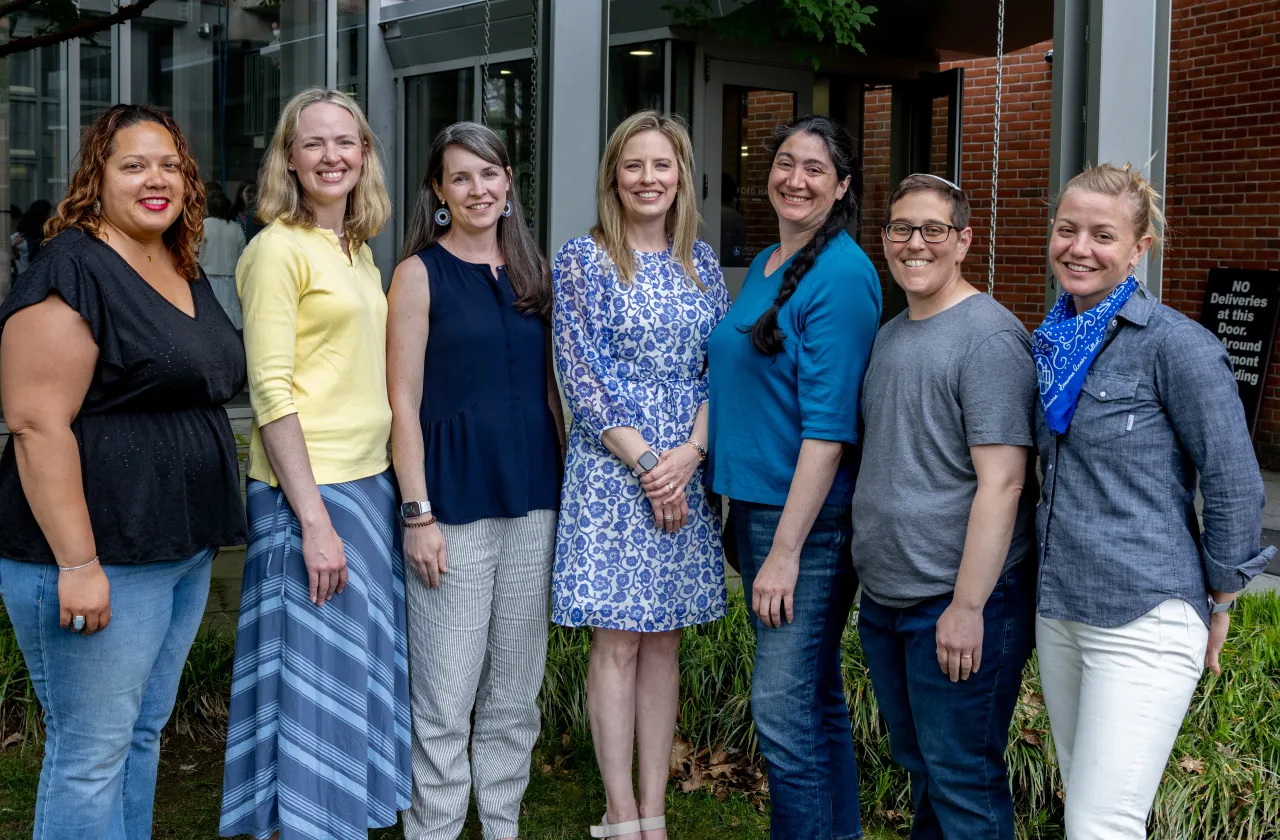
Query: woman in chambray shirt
1033 162 1273 840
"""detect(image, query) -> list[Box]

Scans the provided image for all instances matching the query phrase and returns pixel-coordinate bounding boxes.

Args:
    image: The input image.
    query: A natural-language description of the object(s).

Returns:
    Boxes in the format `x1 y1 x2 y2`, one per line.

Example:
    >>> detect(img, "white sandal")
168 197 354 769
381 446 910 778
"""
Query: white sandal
589 813 666 837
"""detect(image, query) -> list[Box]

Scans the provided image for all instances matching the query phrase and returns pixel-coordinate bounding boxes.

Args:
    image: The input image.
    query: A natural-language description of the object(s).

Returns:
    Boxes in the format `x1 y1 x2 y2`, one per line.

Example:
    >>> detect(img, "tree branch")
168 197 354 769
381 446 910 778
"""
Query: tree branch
0 0 163 58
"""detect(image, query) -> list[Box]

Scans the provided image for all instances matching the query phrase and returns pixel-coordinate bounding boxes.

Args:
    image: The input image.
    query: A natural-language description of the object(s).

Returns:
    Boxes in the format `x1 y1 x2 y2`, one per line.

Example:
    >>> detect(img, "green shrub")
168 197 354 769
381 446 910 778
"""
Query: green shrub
2 591 1277 838
542 590 1280 840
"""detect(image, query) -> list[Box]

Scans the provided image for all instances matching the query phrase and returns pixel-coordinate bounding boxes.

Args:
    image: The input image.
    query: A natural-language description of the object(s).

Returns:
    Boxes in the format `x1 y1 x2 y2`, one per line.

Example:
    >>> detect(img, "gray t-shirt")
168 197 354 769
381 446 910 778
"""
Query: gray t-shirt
851 292 1038 609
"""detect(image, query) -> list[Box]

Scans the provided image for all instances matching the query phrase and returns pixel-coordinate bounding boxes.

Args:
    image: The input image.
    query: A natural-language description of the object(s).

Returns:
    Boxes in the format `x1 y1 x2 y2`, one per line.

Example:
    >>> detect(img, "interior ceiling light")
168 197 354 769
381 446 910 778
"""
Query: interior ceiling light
629 49 654 56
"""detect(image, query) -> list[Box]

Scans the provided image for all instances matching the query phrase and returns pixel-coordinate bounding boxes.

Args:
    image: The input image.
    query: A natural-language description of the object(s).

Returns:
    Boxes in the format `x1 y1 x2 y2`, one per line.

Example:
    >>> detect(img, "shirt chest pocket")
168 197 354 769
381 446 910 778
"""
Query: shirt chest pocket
1070 371 1150 445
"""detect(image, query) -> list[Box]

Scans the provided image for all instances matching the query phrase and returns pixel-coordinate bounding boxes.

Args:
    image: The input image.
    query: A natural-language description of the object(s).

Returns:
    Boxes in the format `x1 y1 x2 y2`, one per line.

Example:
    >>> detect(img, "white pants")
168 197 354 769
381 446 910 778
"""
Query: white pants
1036 599 1209 840
403 510 557 840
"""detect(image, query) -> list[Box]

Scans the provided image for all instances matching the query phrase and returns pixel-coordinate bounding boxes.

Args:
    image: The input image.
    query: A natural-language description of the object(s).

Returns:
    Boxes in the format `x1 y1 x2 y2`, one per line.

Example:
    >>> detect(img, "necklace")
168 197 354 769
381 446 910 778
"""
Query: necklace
104 223 157 264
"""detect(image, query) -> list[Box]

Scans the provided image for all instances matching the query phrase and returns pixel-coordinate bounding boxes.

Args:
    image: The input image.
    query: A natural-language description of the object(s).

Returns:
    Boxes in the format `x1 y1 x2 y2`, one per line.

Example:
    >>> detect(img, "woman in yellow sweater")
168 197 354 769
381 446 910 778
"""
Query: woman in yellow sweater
218 88 412 840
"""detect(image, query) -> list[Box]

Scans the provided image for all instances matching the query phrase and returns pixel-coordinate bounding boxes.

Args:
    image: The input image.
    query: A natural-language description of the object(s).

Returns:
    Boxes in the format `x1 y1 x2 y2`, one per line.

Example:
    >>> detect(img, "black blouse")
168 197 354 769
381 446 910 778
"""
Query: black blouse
0 229 247 564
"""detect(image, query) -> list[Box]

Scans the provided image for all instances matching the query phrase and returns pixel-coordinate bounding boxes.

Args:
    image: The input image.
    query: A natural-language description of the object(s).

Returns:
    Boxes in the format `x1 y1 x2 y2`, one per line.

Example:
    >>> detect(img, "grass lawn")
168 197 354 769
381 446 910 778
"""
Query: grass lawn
0 739 904 840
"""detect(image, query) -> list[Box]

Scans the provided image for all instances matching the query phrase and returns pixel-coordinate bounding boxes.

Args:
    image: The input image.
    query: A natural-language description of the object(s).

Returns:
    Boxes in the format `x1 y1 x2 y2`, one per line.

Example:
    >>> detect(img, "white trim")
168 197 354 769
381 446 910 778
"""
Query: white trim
326 0 339 88
608 27 674 47
392 48 530 80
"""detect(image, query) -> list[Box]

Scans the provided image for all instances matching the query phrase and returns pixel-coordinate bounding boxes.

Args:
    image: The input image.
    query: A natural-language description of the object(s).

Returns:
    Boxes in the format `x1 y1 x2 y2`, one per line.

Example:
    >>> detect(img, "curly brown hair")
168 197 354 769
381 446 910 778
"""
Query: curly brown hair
45 105 206 280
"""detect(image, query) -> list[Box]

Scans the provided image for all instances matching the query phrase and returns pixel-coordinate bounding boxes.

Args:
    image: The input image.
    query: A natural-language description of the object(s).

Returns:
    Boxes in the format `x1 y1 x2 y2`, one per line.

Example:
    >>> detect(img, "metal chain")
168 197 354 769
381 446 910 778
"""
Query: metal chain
480 0 493 126
987 0 1006 295
529 0 539 191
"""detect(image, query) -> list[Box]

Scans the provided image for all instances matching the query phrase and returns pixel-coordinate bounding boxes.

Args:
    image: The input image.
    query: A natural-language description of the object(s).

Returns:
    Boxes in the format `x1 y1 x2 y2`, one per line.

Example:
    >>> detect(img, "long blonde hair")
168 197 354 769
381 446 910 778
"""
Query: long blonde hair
592 111 703 288
256 88 391 250
1055 162 1165 253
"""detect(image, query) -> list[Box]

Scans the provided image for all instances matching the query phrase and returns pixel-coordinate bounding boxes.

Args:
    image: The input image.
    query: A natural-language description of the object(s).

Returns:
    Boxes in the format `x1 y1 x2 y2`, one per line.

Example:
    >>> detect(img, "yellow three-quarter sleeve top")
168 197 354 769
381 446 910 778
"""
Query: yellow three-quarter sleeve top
237 220 392 487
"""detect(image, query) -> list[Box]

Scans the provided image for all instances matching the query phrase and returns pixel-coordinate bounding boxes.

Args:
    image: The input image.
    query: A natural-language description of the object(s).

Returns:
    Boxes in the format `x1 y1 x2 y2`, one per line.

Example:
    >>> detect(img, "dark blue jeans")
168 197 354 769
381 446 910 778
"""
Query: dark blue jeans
857 561 1036 840
733 500 862 840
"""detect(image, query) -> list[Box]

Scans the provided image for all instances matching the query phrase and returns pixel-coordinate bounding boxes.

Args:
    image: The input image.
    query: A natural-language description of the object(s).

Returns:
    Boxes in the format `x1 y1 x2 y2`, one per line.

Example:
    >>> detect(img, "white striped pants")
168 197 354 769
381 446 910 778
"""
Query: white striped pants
402 510 557 840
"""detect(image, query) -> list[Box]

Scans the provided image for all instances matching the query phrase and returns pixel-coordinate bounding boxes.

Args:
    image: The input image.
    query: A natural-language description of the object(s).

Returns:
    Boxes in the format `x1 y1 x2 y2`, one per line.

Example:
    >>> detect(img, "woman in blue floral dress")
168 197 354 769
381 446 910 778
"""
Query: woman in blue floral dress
552 111 729 840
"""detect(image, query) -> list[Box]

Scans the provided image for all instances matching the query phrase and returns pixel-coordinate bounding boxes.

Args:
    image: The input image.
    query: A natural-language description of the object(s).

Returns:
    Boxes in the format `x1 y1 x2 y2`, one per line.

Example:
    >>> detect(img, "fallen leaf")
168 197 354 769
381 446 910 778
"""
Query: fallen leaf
680 767 704 793
710 747 728 765
1020 727 1042 746
2 733 22 749
709 762 735 779
1179 756 1206 775
561 732 571 748
179 763 197 772
669 737 694 774
540 764 552 774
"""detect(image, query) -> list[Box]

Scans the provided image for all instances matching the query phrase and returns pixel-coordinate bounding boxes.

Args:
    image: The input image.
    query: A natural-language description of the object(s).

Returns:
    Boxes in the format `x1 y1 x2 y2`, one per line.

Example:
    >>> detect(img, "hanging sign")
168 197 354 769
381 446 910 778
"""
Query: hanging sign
1198 268 1280 437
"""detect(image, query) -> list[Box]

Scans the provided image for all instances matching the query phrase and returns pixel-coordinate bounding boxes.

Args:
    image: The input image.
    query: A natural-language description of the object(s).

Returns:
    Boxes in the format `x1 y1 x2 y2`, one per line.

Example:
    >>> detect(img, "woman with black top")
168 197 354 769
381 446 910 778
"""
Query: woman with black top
0 105 246 839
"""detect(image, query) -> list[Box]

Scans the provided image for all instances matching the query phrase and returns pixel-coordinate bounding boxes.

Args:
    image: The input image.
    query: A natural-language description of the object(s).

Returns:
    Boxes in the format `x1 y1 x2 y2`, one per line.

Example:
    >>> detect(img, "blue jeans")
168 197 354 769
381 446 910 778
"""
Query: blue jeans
733 500 861 840
0 549 214 840
857 561 1036 840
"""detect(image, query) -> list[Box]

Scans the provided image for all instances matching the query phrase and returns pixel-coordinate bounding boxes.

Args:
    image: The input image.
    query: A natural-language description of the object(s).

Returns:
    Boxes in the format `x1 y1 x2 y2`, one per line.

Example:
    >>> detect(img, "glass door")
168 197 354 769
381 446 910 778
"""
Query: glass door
702 60 814 298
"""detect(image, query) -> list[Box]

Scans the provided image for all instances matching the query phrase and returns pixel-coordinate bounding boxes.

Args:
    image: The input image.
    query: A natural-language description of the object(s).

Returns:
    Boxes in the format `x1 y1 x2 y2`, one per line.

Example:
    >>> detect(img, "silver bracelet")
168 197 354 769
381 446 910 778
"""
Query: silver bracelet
58 556 100 573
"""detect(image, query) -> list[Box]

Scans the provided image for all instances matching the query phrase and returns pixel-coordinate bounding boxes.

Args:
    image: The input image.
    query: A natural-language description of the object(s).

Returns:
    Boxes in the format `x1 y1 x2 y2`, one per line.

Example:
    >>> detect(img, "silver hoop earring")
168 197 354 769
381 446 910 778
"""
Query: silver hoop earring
434 205 451 226
92 200 101 215
502 200 513 218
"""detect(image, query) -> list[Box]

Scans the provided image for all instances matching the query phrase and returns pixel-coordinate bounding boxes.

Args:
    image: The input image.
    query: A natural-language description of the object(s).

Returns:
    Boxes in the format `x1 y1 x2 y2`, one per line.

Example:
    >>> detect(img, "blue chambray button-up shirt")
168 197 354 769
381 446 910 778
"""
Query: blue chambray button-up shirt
1036 283 1275 629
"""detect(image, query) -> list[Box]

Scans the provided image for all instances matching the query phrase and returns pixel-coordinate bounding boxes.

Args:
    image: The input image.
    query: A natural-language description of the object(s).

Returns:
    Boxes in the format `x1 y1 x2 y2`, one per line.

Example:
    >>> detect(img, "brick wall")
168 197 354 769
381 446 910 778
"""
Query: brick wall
856 43 1054 326
868 1 1280 464
1163 0 1280 466
744 91 797 258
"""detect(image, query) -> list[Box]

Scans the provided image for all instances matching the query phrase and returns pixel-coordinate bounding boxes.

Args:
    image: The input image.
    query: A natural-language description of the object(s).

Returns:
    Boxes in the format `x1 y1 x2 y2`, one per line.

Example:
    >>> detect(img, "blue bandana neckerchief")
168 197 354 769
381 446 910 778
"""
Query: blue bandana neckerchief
1033 275 1138 434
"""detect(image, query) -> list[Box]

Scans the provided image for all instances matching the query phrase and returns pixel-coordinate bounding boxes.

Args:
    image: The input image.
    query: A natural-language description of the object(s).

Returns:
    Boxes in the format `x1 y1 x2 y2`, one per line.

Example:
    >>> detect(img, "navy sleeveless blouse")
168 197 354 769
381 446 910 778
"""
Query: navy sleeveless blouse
416 244 561 525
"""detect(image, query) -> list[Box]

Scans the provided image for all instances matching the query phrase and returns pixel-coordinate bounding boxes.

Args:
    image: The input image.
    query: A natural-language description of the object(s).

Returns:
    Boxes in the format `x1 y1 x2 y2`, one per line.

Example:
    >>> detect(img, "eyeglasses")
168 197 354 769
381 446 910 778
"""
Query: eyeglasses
882 222 958 243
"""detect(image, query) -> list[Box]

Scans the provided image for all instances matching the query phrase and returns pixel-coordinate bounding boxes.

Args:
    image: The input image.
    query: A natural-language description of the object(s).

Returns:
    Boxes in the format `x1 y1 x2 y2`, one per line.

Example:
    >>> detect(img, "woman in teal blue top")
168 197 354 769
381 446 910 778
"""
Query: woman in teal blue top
707 115 881 840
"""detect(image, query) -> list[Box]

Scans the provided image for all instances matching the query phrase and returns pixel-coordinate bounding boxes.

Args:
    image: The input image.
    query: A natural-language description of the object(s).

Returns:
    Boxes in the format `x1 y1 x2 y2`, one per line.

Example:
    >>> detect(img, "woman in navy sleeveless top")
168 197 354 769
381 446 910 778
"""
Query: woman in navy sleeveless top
387 122 563 840
411 243 560 522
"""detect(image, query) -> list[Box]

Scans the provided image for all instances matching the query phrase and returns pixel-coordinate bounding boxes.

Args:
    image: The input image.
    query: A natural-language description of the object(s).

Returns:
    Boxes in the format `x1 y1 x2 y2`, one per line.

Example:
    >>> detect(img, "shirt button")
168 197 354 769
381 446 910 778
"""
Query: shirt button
1110 319 1118 327
1048 463 1053 470
1099 391 1107 398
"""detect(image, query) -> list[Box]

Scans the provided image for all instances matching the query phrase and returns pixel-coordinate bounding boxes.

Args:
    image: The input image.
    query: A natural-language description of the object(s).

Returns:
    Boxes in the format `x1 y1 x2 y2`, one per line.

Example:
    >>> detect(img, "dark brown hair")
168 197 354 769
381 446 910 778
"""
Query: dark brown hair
884 173 972 229
401 121 551 318
46 105 206 280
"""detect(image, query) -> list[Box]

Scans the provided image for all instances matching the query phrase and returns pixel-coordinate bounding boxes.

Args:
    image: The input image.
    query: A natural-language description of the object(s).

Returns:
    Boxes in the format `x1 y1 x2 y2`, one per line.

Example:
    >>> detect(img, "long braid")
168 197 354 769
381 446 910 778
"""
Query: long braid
744 115 858 356
748 199 853 355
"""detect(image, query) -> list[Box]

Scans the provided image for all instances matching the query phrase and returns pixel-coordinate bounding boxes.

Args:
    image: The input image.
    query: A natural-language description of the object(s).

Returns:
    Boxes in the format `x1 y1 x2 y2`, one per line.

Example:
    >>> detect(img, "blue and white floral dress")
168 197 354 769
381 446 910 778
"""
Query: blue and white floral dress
552 236 730 632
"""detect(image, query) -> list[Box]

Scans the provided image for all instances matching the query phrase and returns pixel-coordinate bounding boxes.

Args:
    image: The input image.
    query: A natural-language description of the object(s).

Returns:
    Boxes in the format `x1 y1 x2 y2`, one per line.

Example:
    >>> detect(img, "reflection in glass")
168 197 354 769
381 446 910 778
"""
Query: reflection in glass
1 13 68 295
245 0 326 139
338 0 368 110
403 68 475 239
80 36 112 133
720 85 795 268
484 59 538 228
607 41 664 134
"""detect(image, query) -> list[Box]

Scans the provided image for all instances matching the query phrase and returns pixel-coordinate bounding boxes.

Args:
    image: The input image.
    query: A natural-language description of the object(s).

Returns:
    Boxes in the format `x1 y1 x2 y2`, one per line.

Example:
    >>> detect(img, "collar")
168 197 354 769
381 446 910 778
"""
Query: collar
1114 281 1157 327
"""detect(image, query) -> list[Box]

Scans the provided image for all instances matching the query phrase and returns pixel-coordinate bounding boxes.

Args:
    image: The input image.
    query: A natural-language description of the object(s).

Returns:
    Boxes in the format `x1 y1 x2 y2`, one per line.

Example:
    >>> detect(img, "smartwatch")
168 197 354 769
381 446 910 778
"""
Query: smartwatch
634 450 659 475
1208 596 1236 615
400 500 432 523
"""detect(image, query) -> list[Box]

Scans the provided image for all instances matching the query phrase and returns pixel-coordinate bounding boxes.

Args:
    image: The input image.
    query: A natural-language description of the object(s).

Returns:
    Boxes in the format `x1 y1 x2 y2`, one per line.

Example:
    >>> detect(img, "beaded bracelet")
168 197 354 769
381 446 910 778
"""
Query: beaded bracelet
59 556 100 573
685 438 707 463
405 516 438 529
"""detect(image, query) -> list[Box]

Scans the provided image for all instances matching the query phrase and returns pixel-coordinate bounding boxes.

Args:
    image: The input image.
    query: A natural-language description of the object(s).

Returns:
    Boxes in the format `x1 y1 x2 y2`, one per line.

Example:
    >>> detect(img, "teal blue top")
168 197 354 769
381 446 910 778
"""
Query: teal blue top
707 230 882 506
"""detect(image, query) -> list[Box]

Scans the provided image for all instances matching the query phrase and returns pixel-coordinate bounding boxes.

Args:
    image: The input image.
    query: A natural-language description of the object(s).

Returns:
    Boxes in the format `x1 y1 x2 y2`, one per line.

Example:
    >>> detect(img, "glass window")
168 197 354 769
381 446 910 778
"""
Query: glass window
80 35 112 133
403 68 475 234
338 0 368 110
128 1 335 235
1 13 68 297
607 40 664 133
484 59 538 228
669 40 695 132
719 85 797 268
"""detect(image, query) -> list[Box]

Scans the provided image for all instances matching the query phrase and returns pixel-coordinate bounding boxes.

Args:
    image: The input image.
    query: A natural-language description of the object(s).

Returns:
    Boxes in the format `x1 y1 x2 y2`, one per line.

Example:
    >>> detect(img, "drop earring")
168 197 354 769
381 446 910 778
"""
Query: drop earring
434 204 451 226
502 200 513 218
92 200 101 215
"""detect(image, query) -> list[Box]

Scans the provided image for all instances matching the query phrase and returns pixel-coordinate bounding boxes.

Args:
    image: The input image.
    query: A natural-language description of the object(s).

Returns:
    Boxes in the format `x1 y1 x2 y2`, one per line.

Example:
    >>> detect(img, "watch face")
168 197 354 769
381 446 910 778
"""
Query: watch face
638 451 659 472
400 501 421 519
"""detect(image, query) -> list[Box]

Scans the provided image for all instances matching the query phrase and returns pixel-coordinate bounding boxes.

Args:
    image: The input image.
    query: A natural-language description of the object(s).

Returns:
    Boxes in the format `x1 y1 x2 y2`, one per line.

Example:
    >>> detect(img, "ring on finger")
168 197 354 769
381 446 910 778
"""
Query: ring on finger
71 615 86 632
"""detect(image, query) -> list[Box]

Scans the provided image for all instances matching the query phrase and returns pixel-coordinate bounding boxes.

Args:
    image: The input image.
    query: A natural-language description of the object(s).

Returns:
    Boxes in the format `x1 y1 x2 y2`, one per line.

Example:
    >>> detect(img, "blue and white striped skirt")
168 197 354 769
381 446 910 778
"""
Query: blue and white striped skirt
219 471 412 840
